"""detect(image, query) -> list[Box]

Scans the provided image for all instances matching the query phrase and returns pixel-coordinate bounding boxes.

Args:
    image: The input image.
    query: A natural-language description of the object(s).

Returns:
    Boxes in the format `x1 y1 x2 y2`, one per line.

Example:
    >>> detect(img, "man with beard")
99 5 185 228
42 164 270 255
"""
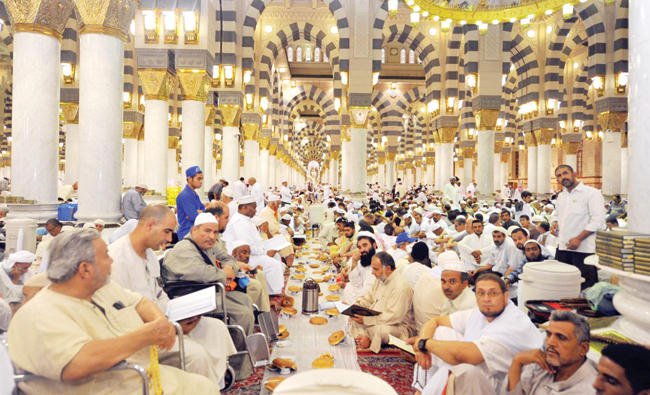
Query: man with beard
331 220 357 266
349 252 413 353
469 227 519 279
554 164 605 288
409 274 543 395
341 231 378 304
504 239 551 289
508 311 596 394
458 220 494 272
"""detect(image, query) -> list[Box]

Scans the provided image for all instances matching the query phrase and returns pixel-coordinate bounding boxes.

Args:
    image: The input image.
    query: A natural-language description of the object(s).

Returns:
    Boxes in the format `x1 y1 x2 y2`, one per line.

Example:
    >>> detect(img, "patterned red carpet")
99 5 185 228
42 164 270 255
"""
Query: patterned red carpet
223 346 415 394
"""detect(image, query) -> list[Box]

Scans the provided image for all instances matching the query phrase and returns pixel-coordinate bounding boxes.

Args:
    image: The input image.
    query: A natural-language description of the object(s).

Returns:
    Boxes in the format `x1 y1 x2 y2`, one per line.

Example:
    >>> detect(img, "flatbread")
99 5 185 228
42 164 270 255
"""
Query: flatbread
264 376 286 392
325 294 340 302
325 308 340 317
309 316 328 325
328 330 345 346
311 353 334 369
281 307 297 316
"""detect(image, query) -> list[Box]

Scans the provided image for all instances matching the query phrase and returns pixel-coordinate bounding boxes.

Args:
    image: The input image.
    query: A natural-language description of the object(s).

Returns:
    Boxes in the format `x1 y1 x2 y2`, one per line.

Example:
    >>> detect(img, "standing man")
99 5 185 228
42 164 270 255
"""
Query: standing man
121 184 148 220
177 166 205 240
248 177 264 214
207 179 227 202
554 164 605 288
280 181 292 206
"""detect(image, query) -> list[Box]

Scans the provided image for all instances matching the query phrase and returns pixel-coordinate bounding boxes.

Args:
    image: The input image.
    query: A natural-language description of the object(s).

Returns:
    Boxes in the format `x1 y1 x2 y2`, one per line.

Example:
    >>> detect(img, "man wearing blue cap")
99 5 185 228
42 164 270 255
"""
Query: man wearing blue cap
176 165 205 240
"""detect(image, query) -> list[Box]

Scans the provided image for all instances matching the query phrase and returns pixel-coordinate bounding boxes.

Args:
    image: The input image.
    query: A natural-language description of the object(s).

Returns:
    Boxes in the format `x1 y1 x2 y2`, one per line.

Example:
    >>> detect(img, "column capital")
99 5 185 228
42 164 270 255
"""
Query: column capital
437 127 456 143
205 105 216 126
218 104 241 127
168 136 179 149
494 141 504 154
269 144 278 155
340 126 351 142
5 0 75 38
74 0 136 41
563 141 580 155
330 150 340 160
241 123 260 141
123 120 142 139
177 69 211 102
597 111 628 132
349 106 371 129
475 109 499 130
462 148 475 158
259 136 270 150
378 155 386 165
387 151 397 161
533 128 555 145
138 69 175 101
60 102 79 124
524 132 537 147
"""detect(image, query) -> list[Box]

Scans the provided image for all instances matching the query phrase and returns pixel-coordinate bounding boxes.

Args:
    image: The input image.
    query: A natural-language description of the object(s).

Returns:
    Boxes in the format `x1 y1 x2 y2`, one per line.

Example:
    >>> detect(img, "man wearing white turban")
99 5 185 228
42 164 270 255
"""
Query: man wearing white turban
0 250 35 310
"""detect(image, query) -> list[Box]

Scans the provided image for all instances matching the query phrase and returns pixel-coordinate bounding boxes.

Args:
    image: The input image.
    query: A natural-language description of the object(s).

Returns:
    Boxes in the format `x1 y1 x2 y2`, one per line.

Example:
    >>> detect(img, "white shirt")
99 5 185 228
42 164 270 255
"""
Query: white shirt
457 233 494 271
484 237 519 274
402 262 433 288
250 183 265 213
280 186 292 203
108 235 170 311
556 182 605 253
223 212 268 256
233 180 248 199
342 262 375 305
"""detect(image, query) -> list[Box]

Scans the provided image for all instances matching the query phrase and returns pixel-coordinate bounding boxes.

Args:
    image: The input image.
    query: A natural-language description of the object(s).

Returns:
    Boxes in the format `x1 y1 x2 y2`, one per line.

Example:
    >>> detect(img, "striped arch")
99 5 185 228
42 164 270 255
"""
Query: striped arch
241 0 350 74
614 0 628 74
502 23 540 106
257 22 340 101
570 64 594 132
445 26 464 102
501 68 520 134
382 23 442 101
371 0 388 72
294 122 327 166
372 90 408 144
215 0 238 66
281 84 339 138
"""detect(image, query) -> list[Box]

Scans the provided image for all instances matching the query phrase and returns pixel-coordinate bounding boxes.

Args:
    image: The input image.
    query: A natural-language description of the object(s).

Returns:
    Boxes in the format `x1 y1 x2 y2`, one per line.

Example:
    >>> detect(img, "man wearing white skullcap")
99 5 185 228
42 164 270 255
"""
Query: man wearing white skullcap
0 250 35 308
468 226 519 279
227 240 271 312
259 194 296 266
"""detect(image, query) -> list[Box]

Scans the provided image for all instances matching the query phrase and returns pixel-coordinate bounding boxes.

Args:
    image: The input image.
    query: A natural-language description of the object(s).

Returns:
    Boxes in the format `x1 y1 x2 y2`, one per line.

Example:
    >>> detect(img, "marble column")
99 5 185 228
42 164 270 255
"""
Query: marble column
143 98 169 194
527 145 538 193
123 137 139 188
75 0 136 221
601 131 622 195
463 157 473 189
349 128 368 194
268 147 278 187
425 158 435 186
219 105 241 183
167 147 178 187
434 144 442 190
9 17 71 204
385 153 396 189
377 159 386 188
493 155 502 191
536 144 552 194
563 142 579 173
259 139 270 188
341 139 350 191
329 152 339 187
500 158 508 187
61 103 80 185
477 130 495 196
137 139 146 185
438 142 454 187
621 146 628 195
242 123 260 179
204 125 214 191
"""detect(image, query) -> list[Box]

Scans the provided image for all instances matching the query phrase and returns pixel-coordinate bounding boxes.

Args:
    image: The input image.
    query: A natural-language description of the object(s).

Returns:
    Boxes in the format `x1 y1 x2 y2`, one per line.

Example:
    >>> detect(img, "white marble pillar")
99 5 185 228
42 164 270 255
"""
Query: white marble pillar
259 147 270 187
434 144 442 190
181 100 204 171
501 160 508 187
76 33 123 221
493 155 502 191
329 157 339 187
438 143 454 187
425 162 435 186
64 123 80 185
564 154 577 172
243 139 259 179
378 163 386 187
602 131 622 195
144 99 168 194
386 159 396 188
463 158 473 189
268 154 277 187
11 32 60 203
137 139 146 185
527 146 538 193
123 138 138 188
477 130 495 196
349 128 368 194
341 140 350 191
203 126 214 192
167 148 179 188
221 126 239 183
537 144 552 194
621 147 628 195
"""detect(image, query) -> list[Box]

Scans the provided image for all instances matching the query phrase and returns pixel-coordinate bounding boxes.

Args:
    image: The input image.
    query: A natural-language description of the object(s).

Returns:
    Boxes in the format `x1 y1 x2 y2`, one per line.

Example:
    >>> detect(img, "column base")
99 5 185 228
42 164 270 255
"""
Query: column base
7 203 59 222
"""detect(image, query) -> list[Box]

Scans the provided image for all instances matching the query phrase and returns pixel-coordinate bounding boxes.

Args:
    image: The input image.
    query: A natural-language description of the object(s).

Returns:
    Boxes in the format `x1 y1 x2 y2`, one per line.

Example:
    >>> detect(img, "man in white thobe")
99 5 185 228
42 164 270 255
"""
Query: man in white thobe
457 220 494 272
222 195 285 295
341 231 377 305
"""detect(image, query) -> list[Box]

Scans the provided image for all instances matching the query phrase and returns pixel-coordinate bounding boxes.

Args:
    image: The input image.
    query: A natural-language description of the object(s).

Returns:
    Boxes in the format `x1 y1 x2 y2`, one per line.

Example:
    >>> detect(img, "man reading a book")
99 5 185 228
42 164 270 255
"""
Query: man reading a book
349 251 413 353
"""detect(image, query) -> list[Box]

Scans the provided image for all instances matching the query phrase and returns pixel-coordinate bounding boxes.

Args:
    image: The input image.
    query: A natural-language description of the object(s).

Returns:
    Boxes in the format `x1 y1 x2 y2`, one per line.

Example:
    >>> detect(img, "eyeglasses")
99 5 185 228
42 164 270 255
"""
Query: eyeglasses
476 290 502 298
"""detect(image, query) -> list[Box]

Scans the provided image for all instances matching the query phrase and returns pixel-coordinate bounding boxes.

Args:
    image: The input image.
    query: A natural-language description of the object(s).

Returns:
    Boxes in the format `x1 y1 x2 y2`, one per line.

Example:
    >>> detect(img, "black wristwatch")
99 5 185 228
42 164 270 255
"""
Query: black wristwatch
417 338 428 353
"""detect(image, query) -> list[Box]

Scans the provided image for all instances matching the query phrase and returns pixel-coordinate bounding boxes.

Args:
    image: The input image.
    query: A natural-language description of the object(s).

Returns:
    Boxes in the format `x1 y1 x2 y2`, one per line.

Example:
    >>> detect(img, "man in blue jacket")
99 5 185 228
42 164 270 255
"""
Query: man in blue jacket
176 165 205 240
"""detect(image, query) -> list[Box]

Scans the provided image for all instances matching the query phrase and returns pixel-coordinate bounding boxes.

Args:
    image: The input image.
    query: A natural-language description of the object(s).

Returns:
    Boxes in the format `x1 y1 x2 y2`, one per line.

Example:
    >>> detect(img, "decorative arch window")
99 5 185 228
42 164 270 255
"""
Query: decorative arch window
296 46 303 62
287 46 294 62
314 47 321 62
409 49 415 64
400 48 406 64
381 48 386 64
305 46 312 62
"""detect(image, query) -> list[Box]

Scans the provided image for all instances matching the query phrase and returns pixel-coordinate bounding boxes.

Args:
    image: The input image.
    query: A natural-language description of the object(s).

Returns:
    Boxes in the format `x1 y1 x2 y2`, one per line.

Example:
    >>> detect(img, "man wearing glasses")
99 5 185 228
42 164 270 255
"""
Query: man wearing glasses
409 274 543 395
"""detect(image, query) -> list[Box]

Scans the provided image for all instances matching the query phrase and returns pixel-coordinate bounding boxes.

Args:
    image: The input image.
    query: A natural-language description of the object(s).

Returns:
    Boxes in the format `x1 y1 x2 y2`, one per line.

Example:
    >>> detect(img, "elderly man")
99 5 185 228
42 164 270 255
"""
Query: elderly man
109 204 237 387
554 164 606 288
410 273 543 395
222 196 285 295
0 250 35 311
259 194 295 266
162 212 255 335
247 177 264 213
220 185 238 215
412 251 476 331
176 165 206 240
341 231 378 304
508 311 596 395
122 184 148 220
593 344 650 395
8 229 217 394
469 227 520 279
227 240 271 312
349 252 413 353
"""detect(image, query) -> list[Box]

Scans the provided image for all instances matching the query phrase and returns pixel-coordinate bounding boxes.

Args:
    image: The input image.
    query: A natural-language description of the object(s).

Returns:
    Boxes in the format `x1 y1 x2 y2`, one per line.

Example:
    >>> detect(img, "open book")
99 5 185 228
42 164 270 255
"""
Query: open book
263 235 292 252
165 286 216 322
340 304 381 317
388 335 415 355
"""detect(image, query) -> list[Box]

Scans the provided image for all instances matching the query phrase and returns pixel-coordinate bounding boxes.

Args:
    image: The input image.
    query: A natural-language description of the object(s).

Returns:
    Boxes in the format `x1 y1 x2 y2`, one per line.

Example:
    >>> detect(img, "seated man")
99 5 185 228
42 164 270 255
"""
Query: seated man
340 231 378 305
410 273 543 395
508 311 596 394
8 229 217 394
593 344 650 395
504 239 551 289
469 227 519 279
411 251 476 332
109 204 237 387
259 194 295 266
162 212 255 335
331 220 357 266
457 220 494 272
227 240 271 312
0 250 35 311
349 252 413 353
222 196 285 295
